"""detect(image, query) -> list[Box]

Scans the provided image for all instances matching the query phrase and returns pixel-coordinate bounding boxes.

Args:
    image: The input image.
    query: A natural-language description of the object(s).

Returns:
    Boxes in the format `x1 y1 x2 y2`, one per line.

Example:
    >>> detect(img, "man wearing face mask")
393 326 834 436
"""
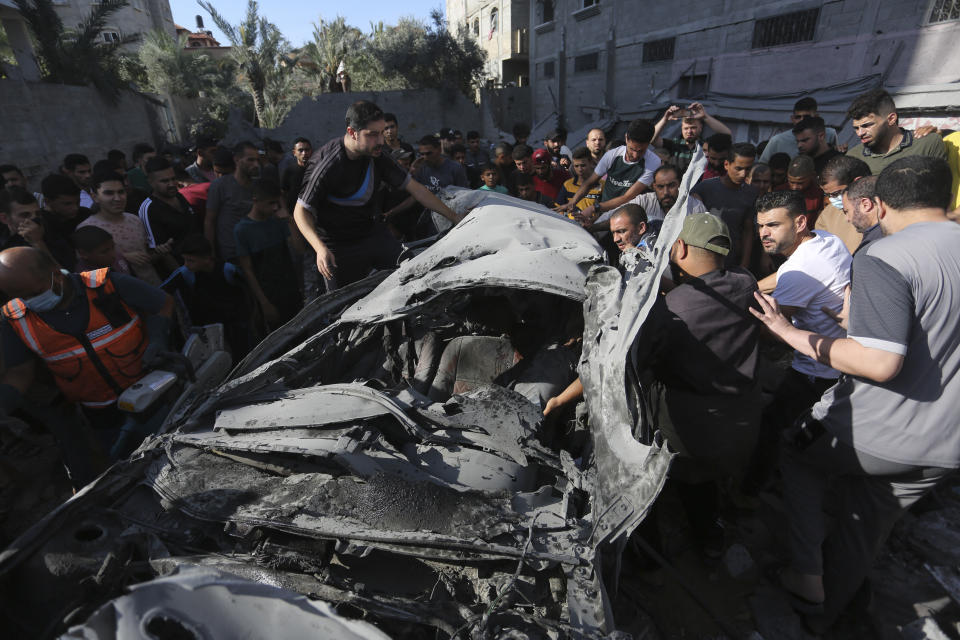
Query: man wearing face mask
0 246 175 470
815 155 871 255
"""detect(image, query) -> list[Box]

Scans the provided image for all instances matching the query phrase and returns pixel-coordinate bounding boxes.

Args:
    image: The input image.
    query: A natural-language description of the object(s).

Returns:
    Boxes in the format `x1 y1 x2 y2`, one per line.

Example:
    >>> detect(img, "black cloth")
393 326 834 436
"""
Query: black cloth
44 206 92 238
325 222 403 288
139 194 196 248
647 267 761 395
298 137 411 242
813 148 842 177
281 163 307 214
1 272 167 369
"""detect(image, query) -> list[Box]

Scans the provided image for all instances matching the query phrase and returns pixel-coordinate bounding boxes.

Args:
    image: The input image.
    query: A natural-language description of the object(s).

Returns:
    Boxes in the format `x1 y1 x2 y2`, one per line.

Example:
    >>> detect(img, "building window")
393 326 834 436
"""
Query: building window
643 37 675 62
543 60 555 78
489 8 499 39
583 0 600 6
101 31 120 43
574 52 599 72
752 8 820 48
540 0 555 23
473 18 480 38
929 0 960 23
677 73 709 99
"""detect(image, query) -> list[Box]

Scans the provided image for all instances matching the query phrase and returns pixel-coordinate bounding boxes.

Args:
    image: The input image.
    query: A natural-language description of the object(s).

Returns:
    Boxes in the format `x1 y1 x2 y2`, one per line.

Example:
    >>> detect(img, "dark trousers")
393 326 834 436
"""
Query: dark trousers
325 223 403 290
781 421 952 624
744 367 836 491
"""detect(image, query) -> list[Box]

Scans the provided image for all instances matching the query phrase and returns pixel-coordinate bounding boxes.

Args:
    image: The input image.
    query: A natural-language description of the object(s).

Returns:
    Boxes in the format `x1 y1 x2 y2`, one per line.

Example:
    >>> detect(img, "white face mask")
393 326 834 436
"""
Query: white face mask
23 269 69 313
828 195 843 210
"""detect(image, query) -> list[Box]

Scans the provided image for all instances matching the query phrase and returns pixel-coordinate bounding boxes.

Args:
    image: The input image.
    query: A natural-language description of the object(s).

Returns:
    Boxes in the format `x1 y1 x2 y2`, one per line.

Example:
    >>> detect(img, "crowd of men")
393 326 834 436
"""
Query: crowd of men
1 87 959 631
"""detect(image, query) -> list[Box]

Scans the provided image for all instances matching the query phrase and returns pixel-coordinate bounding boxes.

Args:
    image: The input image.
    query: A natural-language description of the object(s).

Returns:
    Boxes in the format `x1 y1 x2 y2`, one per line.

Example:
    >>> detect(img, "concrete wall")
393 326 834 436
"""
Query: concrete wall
0 80 167 189
224 88 492 149
529 0 960 132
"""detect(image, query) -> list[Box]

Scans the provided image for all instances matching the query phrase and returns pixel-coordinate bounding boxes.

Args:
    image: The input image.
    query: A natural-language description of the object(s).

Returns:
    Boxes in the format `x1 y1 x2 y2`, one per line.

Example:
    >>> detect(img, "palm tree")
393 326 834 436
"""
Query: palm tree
13 0 138 101
137 30 219 98
197 0 291 127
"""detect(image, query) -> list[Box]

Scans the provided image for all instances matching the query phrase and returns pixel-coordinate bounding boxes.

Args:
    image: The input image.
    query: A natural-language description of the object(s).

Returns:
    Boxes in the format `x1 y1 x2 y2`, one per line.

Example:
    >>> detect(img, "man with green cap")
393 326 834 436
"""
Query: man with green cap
637 212 763 561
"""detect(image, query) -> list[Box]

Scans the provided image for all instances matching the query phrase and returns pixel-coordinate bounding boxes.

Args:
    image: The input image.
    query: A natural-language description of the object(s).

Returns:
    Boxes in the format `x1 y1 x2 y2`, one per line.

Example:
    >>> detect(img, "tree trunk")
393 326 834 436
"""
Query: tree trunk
250 87 266 128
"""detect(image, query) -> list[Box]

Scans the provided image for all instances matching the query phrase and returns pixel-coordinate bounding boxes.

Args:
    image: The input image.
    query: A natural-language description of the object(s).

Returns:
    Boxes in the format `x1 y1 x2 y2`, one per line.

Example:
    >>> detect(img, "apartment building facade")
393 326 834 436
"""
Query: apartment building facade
447 0 531 86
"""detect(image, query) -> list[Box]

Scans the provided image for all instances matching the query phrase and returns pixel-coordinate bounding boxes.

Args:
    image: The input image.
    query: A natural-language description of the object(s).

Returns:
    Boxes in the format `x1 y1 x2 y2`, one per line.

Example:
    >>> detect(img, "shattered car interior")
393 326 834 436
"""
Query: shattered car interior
0 175 705 638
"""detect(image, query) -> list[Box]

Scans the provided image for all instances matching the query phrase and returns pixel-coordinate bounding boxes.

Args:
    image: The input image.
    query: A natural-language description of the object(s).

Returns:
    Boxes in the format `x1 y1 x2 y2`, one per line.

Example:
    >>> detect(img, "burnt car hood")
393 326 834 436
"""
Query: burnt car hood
0 166 705 638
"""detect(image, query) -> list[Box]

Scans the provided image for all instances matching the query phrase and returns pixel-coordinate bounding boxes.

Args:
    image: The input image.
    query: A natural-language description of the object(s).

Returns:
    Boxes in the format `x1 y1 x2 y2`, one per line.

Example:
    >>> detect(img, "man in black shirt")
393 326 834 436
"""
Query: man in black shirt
294 101 462 288
139 157 196 252
794 117 841 178
281 137 313 214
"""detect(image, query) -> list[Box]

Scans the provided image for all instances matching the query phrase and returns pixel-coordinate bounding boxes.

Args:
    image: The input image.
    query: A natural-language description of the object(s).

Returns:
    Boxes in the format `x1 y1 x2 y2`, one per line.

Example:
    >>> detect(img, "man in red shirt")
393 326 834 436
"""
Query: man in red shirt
531 148 569 202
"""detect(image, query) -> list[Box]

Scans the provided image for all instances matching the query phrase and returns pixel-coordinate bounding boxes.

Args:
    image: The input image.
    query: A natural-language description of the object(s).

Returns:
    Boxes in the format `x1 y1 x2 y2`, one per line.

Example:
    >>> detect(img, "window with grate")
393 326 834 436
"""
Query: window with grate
929 0 960 22
752 8 820 48
540 0 555 23
677 73 709 99
473 18 479 38
574 52 599 72
643 37 675 62
583 0 599 7
543 61 555 78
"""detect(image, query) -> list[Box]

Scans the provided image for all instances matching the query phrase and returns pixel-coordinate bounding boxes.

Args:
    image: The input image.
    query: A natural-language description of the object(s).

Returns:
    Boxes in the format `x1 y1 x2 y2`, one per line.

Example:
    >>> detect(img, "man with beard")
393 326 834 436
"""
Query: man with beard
702 133 731 182
631 164 707 226
653 102 731 176
793 117 841 178
62 154 95 209
205 141 260 262
294 101 461 289
586 128 607 165
139 157 196 252
846 89 946 173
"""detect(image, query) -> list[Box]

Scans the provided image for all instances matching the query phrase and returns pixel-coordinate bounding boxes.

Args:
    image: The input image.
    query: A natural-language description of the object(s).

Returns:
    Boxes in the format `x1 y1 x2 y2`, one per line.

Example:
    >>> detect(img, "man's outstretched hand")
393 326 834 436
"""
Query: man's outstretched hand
316 244 337 280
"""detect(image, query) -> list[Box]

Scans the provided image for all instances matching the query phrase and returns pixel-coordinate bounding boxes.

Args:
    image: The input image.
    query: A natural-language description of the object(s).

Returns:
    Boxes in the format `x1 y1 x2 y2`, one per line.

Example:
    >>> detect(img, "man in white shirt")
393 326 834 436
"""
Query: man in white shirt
745 189 851 492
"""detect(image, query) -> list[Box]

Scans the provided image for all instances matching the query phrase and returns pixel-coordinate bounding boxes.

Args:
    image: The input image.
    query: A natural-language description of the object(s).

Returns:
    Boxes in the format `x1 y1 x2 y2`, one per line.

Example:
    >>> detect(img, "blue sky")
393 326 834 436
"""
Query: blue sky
170 0 446 48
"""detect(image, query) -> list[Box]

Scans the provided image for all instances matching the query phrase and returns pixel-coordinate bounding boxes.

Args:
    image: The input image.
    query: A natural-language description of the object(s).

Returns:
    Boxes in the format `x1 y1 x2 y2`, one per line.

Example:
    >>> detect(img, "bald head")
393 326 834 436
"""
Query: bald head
0 247 59 299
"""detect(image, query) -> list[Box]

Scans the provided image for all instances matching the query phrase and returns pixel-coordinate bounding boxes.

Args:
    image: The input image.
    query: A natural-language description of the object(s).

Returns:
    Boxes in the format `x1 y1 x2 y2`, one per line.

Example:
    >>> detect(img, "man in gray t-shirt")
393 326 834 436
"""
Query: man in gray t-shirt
205 143 258 261
413 135 468 234
751 156 959 628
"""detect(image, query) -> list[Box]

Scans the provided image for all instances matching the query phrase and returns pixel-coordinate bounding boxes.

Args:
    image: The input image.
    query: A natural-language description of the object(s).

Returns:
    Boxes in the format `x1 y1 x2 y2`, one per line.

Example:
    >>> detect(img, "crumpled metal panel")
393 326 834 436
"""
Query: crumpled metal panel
341 188 605 324
581 150 708 551
60 565 392 640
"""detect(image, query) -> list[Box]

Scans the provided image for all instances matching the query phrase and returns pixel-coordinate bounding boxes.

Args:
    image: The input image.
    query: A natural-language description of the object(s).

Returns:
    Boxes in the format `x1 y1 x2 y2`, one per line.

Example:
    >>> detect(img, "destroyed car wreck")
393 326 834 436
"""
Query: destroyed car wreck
0 179 704 639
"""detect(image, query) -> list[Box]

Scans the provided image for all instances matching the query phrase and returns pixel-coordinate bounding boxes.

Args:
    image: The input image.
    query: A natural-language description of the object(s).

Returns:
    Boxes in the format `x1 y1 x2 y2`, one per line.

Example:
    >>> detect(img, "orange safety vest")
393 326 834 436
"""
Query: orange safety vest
2 269 148 407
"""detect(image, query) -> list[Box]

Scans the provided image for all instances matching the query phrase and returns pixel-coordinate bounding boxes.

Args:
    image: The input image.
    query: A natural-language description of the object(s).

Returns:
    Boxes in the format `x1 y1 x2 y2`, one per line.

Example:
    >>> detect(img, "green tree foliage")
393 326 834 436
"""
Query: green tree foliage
197 0 297 127
367 10 486 98
12 0 139 102
137 30 219 98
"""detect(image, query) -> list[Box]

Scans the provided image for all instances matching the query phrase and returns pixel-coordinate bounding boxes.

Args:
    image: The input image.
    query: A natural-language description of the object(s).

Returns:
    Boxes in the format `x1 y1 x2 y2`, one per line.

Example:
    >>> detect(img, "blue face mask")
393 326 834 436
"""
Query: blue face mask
24 271 66 312
828 195 843 211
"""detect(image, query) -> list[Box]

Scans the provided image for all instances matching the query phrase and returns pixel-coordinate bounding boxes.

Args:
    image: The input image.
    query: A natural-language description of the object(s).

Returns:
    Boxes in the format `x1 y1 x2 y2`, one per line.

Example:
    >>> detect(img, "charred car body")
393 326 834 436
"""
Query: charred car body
0 167 706 638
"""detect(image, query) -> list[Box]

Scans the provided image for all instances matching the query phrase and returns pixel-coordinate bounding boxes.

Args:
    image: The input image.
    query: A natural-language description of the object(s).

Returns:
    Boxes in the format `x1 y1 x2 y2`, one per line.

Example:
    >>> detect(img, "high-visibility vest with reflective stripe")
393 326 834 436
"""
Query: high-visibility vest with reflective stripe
2 269 148 407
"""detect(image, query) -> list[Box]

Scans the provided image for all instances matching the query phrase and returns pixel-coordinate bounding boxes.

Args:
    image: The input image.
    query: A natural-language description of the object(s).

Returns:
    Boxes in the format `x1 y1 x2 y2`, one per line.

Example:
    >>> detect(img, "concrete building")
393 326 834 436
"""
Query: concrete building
53 0 176 47
175 16 232 60
527 0 960 143
446 0 531 86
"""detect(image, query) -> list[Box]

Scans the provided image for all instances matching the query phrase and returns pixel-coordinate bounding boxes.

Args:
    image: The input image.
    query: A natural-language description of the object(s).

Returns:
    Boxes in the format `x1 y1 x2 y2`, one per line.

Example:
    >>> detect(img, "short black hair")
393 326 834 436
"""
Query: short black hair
845 175 877 203
728 142 757 162
418 135 441 148
346 100 384 131
195 136 217 150
213 146 235 168
478 163 498 174
177 233 213 257
626 118 655 144
511 144 533 160
91 170 125 192
512 122 530 138
792 116 826 135
820 155 870 186
251 178 281 200
769 152 791 171
144 157 172 175
705 133 732 154
514 173 533 187
71 225 113 252
106 149 126 169
494 141 513 157
450 143 467 155
40 173 80 199
756 189 805 219
611 203 648 226
132 143 155 162
233 141 258 157
383 112 398 125
653 164 680 181
0 164 23 176
292 136 311 147
264 139 283 154
571 146 591 161
875 156 951 212
63 153 90 171
847 88 896 121
93 159 116 175
0 186 37 214
466 130 480 140
793 97 818 113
